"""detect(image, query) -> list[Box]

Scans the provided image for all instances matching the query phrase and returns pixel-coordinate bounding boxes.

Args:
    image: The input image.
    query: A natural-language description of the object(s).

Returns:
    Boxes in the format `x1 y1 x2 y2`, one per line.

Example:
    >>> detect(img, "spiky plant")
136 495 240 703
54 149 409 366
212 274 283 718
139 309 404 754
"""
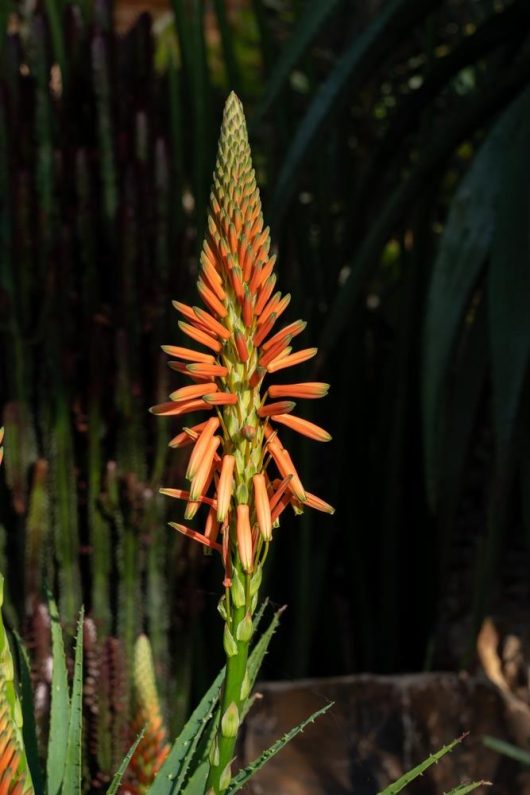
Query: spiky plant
151 92 333 794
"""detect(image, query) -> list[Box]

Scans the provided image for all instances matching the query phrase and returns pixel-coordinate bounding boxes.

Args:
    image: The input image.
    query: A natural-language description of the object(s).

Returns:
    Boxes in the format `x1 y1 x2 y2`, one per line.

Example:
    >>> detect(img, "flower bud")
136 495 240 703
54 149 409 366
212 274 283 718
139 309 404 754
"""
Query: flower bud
236 612 253 642
221 702 240 738
220 762 232 791
223 625 238 657
231 570 246 609
240 670 251 701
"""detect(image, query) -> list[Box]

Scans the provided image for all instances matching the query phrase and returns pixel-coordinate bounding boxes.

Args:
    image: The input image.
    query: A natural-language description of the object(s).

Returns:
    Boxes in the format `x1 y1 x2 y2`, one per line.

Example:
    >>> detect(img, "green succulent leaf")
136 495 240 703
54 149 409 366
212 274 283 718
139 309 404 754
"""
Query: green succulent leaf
47 594 70 795
422 86 530 508
147 665 225 795
107 728 146 795
61 608 85 795
226 701 333 793
377 735 464 794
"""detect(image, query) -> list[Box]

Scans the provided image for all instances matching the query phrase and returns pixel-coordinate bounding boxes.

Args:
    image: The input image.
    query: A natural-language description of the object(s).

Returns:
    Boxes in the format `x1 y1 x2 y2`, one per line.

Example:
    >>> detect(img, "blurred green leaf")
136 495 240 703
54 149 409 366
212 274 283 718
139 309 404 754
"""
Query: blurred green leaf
271 0 443 224
252 0 342 123
422 87 530 507
488 88 530 471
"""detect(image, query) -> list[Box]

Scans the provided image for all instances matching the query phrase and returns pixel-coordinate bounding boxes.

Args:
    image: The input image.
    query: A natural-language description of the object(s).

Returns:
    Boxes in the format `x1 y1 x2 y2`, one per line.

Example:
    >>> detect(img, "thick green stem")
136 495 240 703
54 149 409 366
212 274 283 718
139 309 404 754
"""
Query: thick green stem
206 575 253 794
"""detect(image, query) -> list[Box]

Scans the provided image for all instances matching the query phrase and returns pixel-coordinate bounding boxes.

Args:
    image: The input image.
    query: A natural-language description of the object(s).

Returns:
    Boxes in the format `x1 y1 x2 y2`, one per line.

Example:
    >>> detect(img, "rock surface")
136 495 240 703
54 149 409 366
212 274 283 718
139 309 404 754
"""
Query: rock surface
241 673 524 794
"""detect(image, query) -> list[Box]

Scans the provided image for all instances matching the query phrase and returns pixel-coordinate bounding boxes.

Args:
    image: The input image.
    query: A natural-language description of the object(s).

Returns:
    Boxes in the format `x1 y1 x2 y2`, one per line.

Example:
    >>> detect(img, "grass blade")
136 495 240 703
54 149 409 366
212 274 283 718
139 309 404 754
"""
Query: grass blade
483 735 530 765
226 702 333 793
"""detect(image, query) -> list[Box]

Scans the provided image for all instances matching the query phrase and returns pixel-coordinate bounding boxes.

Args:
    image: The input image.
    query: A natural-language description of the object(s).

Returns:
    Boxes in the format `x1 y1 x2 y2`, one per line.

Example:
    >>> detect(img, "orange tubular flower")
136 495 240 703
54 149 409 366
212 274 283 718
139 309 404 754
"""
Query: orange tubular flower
155 92 333 581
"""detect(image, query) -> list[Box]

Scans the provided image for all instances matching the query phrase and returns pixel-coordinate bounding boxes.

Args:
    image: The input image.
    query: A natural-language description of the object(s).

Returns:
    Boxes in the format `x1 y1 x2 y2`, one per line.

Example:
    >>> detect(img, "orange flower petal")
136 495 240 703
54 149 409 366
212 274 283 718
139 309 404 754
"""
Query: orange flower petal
149 399 212 416
258 401 296 417
268 382 329 399
259 337 293 368
178 321 222 352
193 306 231 340
253 474 272 541
168 420 209 448
169 522 222 553
253 312 277 347
190 436 221 500
204 507 220 544
234 331 249 362
271 413 331 442
267 439 305 501
186 362 229 377
236 504 254 573
304 491 335 514
159 488 216 508
255 274 277 316
262 320 306 352
203 392 238 406
197 277 228 318
217 454 235 522
266 347 317 373
170 383 218 402
167 360 211 383
186 417 220 480
162 345 215 363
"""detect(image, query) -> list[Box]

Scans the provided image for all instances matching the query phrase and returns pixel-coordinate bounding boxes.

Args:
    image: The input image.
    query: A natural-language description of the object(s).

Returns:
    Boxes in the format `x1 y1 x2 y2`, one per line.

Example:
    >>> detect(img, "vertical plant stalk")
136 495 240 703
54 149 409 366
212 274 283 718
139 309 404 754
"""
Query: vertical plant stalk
152 93 334 794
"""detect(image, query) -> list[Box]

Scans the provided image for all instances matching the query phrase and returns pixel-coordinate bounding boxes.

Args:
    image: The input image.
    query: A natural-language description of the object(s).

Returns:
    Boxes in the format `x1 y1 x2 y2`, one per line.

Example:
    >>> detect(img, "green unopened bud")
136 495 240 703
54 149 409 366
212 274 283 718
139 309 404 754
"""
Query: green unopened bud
240 669 251 701
217 595 228 621
241 424 256 441
236 612 253 642
220 762 232 791
221 702 240 738
209 739 220 767
250 567 262 596
231 570 246 608
236 482 249 503
223 625 238 657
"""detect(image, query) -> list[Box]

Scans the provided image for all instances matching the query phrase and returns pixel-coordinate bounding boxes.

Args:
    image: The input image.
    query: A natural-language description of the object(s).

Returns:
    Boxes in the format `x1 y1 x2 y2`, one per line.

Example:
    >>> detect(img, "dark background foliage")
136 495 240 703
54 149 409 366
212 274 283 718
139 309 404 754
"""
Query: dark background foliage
1 0 530 728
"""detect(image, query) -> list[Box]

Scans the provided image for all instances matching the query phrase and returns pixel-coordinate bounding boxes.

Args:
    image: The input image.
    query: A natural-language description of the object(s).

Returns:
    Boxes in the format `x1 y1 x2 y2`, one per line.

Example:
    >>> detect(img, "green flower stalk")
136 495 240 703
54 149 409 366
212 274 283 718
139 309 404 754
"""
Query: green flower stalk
151 93 334 794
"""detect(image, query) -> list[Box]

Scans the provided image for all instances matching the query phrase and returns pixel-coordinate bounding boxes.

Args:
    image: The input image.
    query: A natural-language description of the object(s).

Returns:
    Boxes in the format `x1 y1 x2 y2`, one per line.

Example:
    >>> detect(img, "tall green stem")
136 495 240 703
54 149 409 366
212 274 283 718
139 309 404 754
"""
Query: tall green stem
206 570 253 794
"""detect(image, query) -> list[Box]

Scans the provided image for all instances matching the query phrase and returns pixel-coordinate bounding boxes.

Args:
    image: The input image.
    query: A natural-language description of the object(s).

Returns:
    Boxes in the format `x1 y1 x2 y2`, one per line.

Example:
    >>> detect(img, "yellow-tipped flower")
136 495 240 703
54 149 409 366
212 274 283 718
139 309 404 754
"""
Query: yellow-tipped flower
128 635 170 793
154 92 333 579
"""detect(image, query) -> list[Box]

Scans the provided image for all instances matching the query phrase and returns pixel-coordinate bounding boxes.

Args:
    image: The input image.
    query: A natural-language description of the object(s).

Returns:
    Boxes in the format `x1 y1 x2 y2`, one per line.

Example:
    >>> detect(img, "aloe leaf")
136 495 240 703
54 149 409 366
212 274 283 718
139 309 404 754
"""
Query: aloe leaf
483 734 530 765
147 665 225 795
377 735 462 794
226 701 333 793
421 86 530 508
444 783 490 794
180 759 210 795
270 0 442 223
252 0 341 123
61 608 85 795
12 631 45 794
106 728 146 795
488 88 530 472
47 594 70 795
